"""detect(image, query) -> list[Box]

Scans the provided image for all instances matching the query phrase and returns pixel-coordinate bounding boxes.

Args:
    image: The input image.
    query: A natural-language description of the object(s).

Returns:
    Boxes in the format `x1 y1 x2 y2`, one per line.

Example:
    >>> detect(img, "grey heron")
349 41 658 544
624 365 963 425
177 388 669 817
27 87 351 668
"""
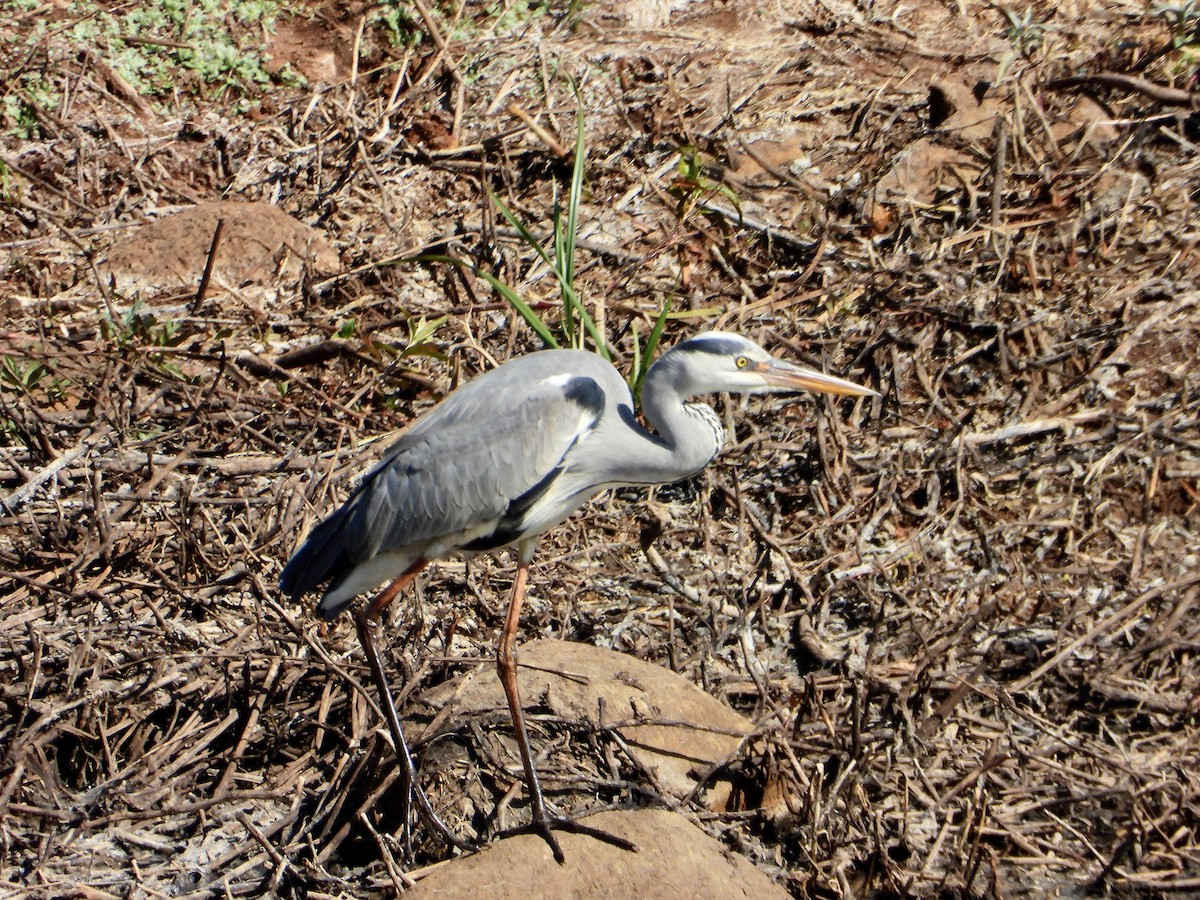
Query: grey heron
279 330 876 861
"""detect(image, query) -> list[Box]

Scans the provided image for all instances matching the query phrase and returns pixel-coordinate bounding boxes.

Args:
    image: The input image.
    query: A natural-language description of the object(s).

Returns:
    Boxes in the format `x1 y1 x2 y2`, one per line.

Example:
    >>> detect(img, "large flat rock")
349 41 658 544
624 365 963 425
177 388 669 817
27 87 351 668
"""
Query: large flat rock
407 809 788 899
419 638 753 807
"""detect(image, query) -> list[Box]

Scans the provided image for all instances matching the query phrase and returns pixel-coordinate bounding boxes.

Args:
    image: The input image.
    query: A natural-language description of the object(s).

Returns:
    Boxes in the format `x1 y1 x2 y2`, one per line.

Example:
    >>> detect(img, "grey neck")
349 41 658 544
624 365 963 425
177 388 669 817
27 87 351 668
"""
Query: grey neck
605 357 724 487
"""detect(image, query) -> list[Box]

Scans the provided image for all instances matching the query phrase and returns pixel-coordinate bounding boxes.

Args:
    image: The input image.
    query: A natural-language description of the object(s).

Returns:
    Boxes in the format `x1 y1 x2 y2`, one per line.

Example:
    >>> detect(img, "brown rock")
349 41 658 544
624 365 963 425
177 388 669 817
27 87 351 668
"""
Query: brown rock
420 639 753 807
406 809 789 899
104 201 339 294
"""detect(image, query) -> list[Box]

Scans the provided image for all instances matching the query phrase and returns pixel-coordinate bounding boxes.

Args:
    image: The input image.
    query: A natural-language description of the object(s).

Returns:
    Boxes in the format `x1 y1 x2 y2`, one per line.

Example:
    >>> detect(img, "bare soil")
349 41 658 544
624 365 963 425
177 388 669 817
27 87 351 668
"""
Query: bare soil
2 0 1199 897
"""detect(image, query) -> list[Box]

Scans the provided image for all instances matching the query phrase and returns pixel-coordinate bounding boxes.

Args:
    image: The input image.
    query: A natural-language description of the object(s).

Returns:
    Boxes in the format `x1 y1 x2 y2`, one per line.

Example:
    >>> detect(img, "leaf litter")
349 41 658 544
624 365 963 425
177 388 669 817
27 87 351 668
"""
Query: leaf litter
1 0 1198 896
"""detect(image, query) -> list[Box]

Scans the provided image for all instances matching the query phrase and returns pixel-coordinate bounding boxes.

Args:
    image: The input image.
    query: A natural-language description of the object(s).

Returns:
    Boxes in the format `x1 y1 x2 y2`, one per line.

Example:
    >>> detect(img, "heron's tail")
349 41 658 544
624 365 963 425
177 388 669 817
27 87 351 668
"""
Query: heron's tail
278 503 356 612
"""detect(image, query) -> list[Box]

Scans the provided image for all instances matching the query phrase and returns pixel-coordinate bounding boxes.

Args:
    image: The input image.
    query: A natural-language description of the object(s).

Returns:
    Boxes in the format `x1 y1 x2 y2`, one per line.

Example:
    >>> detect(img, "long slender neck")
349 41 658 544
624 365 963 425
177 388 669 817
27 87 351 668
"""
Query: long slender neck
607 357 724 486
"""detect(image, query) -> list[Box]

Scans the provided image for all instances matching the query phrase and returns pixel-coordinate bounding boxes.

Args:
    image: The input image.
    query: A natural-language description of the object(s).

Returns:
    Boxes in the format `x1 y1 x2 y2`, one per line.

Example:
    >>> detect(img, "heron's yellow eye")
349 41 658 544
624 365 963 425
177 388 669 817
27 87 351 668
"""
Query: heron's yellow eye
735 356 749 369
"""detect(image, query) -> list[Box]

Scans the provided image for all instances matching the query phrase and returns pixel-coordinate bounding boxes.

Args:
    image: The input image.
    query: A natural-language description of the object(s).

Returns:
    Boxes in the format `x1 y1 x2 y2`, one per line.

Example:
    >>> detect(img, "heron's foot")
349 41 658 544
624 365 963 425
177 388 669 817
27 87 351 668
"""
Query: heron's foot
497 813 638 864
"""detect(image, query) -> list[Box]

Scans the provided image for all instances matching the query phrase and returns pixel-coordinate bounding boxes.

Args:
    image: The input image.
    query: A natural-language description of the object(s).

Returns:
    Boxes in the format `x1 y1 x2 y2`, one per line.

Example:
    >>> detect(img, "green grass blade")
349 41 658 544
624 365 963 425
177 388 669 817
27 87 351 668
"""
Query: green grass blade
474 270 560 349
562 104 585 293
629 322 643 392
643 300 671 362
414 253 559 349
634 301 672 398
487 186 554 269
561 105 587 346
553 204 576 345
567 284 611 360
551 106 586 347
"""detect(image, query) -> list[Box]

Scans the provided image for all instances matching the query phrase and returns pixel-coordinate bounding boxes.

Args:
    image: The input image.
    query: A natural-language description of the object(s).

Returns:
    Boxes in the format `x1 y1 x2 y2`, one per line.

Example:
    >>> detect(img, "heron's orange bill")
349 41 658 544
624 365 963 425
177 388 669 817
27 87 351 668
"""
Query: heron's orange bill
757 359 878 397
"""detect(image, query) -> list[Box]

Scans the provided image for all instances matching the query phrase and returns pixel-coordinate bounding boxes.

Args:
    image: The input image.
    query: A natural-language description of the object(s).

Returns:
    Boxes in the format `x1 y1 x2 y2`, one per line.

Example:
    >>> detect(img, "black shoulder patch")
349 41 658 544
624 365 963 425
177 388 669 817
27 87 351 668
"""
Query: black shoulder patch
562 375 605 416
672 335 747 357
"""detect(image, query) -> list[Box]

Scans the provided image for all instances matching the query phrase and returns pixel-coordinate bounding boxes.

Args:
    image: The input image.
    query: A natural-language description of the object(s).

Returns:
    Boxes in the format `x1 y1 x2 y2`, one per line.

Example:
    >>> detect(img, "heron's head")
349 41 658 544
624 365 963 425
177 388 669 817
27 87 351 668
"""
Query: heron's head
660 331 877 399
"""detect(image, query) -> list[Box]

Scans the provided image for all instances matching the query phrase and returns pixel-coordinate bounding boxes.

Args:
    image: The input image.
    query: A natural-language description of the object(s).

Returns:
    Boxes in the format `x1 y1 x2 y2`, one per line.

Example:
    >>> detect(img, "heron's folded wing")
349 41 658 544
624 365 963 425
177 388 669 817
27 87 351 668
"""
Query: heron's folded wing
347 373 605 559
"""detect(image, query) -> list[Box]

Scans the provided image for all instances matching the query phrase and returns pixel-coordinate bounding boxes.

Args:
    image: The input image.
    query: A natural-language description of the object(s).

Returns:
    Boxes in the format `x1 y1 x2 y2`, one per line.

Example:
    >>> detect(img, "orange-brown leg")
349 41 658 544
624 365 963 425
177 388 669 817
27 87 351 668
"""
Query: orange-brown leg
495 541 637 863
354 559 472 852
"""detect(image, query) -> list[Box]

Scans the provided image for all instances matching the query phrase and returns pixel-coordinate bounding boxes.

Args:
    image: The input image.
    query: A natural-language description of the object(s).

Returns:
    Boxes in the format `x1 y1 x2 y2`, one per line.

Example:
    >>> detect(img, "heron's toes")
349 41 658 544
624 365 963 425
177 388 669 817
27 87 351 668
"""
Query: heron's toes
497 814 638 864
547 816 638 854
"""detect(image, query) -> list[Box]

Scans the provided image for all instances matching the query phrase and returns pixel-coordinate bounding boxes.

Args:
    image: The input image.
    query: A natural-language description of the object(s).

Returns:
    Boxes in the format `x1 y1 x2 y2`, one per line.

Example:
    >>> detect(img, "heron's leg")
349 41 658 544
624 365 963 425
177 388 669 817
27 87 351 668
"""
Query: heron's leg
354 560 473 853
495 543 637 864
496 556 552 818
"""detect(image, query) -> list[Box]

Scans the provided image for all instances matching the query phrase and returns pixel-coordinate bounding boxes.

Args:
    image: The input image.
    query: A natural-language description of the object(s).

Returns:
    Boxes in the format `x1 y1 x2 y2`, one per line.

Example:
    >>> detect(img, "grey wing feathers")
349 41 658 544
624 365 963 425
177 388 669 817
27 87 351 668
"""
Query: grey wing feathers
279 366 606 600
358 371 602 549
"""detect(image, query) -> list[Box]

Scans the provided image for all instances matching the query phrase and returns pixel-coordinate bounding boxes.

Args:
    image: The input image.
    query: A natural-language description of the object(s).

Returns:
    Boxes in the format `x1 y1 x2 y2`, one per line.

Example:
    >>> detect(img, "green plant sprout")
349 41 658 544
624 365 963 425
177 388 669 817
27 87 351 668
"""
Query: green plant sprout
0 355 72 403
0 159 16 203
417 100 609 359
1 0 295 134
414 96 675 391
402 315 450 359
628 303 671 402
2 357 46 392
370 315 450 362
376 0 424 47
672 146 742 221
485 103 609 358
996 7 1048 83
100 300 182 349
1152 1 1200 68
99 301 188 380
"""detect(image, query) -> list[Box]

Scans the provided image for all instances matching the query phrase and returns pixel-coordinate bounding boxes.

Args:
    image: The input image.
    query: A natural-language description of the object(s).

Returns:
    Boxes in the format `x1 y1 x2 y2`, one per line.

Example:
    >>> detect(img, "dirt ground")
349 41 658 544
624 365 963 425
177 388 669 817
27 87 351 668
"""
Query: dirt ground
2 0 1199 896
